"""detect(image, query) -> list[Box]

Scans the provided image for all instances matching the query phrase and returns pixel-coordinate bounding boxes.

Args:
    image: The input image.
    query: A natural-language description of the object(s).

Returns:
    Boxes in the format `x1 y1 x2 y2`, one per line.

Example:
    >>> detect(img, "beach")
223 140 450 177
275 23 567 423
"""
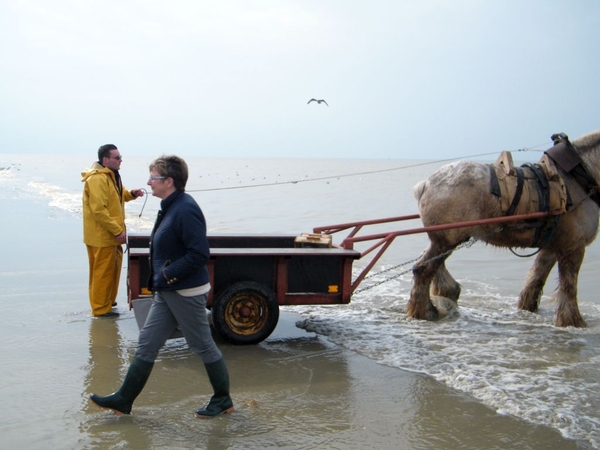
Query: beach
1 154 598 448
1 173 586 449
1 210 579 450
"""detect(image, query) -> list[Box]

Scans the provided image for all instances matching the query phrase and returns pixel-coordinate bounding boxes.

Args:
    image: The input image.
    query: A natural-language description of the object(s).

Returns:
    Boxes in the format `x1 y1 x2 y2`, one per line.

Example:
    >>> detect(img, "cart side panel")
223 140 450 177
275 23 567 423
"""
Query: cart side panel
129 253 280 302
128 252 150 302
287 255 344 293
212 255 276 299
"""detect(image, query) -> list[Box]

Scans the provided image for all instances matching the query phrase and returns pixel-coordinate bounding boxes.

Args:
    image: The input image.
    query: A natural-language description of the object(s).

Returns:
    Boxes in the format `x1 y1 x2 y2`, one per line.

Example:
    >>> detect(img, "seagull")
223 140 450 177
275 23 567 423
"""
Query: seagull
307 98 328 106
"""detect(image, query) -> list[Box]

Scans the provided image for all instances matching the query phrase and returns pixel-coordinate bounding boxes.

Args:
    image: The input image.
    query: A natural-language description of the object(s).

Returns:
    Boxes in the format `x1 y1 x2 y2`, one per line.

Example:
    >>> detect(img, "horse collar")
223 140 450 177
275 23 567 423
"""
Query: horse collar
545 133 600 208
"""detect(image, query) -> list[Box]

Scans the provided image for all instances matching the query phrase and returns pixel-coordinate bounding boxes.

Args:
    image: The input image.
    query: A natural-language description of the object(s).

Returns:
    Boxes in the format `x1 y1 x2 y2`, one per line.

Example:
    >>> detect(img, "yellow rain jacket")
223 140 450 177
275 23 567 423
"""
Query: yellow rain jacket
82 162 137 247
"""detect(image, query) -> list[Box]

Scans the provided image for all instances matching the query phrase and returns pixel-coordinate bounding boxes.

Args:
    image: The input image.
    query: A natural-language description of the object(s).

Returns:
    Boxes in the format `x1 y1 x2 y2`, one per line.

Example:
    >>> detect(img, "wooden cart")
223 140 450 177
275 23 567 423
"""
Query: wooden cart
127 211 557 344
127 233 360 345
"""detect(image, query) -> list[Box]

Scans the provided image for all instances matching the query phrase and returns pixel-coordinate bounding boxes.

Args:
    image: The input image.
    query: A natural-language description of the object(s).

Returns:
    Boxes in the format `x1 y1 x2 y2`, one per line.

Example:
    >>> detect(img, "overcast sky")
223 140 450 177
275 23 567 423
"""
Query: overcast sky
1 0 598 159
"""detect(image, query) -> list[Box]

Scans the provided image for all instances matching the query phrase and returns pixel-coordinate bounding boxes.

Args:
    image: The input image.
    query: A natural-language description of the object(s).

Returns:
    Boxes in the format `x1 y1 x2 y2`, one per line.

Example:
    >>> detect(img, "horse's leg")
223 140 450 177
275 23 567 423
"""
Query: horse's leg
554 247 587 327
431 260 461 302
517 248 556 313
408 241 450 321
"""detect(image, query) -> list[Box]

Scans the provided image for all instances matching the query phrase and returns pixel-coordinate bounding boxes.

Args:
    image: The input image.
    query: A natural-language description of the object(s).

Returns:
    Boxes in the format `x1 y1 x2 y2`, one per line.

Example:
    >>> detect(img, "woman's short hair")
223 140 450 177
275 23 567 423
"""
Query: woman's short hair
149 155 189 191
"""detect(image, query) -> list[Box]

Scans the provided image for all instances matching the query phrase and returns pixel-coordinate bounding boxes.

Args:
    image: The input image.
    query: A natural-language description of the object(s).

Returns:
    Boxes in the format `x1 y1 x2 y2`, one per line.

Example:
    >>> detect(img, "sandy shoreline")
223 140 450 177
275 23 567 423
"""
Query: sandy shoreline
77 308 580 449
0 197 582 449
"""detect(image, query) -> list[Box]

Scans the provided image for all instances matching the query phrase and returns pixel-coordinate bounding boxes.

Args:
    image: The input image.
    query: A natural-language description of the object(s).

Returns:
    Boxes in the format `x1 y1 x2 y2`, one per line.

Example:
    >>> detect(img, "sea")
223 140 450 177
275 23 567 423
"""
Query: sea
1 152 599 449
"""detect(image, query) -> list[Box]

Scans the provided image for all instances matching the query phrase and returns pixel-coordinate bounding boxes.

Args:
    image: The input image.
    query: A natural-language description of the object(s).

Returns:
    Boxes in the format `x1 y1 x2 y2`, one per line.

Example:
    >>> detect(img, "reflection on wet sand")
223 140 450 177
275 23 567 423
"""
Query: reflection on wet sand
80 313 354 449
77 312 580 450
83 318 128 398
80 318 149 448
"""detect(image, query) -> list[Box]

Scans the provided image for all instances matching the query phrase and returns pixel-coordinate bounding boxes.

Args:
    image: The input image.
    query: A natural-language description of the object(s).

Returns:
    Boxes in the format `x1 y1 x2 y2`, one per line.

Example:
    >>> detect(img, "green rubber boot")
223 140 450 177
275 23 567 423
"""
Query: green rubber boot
89 357 154 415
195 358 234 418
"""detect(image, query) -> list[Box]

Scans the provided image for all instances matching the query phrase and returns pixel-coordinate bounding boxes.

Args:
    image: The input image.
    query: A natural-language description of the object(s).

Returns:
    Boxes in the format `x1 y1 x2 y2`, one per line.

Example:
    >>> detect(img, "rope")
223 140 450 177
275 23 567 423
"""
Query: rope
186 144 549 194
134 143 553 285
138 188 149 217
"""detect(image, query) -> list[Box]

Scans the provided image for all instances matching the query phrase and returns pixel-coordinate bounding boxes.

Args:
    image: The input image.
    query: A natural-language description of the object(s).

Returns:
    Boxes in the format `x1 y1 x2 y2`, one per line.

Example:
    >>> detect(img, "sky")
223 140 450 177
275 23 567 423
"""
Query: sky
1 0 598 160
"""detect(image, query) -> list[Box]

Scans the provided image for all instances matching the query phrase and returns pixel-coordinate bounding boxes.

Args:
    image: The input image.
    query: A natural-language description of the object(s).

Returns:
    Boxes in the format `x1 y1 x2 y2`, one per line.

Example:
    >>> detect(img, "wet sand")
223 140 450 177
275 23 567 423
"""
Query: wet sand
76 310 580 450
0 198 582 449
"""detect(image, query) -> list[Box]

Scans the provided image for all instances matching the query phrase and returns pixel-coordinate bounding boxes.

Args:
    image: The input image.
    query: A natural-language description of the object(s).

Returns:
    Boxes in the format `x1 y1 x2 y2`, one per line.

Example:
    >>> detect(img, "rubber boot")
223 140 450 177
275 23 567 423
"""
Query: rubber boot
195 358 234 418
89 357 154 415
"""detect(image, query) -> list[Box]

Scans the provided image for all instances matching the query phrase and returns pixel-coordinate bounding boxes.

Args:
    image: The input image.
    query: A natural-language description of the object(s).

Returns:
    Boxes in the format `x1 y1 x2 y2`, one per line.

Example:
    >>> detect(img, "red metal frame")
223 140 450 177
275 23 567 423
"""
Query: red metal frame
314 211 562 293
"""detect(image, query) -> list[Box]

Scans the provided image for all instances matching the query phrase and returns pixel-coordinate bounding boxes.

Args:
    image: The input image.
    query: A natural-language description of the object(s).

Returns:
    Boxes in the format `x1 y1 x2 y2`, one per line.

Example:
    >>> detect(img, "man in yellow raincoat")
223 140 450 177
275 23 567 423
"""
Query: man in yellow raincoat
82 144 144 317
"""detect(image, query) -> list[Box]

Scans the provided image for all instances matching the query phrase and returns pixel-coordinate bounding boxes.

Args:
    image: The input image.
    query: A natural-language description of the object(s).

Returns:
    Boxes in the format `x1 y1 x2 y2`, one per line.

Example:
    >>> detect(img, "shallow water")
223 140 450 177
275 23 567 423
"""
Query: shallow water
1 154 598 448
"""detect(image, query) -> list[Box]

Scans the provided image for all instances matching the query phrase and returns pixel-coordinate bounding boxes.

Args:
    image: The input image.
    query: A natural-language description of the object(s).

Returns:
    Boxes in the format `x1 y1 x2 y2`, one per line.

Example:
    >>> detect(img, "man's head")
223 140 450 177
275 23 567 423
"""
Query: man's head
98 144 122 170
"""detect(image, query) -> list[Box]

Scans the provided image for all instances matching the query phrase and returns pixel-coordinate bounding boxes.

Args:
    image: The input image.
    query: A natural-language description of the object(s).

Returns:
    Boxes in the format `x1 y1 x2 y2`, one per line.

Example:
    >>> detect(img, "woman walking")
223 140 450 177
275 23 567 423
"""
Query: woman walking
89 155 234 418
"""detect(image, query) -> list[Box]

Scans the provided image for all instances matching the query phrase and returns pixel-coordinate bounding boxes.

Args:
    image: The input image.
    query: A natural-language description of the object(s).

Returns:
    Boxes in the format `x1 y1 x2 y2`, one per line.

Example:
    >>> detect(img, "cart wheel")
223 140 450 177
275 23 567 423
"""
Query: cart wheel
212 281 279 345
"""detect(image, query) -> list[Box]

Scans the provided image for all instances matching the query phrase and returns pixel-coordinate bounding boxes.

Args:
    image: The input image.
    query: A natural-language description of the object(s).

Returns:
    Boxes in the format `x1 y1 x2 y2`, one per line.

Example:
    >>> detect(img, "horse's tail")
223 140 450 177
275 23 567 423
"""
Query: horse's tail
413 180 427 202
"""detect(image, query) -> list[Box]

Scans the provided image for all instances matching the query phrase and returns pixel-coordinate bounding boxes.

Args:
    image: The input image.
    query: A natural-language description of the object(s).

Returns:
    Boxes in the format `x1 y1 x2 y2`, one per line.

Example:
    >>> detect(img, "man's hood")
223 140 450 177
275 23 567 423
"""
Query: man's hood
81 161 112 182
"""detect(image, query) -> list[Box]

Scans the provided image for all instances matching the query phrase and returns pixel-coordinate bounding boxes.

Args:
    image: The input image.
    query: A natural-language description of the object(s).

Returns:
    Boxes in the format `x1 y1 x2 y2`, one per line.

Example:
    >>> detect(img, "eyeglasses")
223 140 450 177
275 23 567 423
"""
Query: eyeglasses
109 155 123 160
148 175 166 182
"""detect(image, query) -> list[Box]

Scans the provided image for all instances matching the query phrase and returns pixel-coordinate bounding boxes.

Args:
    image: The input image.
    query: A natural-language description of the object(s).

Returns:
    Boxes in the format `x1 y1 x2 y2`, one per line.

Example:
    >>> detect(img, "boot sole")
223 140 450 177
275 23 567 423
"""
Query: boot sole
195 406 234 419
88 397 130 416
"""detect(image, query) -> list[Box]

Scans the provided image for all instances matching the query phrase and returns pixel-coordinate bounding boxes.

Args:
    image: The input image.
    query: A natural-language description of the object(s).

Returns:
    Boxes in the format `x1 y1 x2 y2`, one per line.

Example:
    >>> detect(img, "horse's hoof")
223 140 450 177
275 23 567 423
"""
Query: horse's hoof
555 314 587 328
407 301 440 321
431 296 459 318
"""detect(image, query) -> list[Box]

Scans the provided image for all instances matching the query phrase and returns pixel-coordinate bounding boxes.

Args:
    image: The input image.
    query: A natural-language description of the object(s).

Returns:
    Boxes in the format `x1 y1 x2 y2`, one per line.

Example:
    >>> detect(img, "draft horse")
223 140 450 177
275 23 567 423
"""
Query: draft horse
408 129 600 327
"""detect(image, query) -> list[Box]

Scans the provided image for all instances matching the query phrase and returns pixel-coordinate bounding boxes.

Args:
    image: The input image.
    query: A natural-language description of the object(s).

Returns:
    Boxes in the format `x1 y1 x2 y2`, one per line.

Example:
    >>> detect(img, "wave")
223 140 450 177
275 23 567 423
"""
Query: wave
295 273 600 448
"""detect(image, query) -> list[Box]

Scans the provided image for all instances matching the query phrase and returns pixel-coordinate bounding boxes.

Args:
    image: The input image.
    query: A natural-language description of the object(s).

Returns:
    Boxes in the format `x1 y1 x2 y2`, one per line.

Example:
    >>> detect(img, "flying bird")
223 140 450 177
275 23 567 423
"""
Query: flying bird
307 98 328 106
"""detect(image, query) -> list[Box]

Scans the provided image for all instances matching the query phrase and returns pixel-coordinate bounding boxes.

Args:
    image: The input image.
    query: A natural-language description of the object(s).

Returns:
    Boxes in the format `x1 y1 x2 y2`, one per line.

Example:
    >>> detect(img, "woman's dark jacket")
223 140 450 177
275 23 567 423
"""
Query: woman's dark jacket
148 190 210 291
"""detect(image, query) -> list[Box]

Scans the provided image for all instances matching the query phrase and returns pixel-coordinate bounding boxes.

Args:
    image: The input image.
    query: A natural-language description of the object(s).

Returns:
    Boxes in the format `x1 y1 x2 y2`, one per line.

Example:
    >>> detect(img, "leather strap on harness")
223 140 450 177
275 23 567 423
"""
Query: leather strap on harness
489 165 501 197
522 163 549 213
523 163 553 246
506 166 525 216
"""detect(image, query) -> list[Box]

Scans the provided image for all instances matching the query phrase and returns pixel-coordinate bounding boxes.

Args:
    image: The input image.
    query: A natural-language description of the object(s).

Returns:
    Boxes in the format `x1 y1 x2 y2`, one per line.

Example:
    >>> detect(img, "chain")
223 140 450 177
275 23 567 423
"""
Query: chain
352 236 479 296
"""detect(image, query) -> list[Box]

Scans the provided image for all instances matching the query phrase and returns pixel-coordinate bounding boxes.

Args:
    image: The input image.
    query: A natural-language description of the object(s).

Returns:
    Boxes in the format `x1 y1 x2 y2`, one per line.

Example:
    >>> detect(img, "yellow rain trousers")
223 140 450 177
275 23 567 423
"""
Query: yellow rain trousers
86 245 124 316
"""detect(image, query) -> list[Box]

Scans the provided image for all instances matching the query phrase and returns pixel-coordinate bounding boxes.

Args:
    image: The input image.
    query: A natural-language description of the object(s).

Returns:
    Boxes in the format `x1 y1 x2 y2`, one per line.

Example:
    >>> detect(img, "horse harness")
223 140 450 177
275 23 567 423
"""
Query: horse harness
546 133 600 207
489 133 600 248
